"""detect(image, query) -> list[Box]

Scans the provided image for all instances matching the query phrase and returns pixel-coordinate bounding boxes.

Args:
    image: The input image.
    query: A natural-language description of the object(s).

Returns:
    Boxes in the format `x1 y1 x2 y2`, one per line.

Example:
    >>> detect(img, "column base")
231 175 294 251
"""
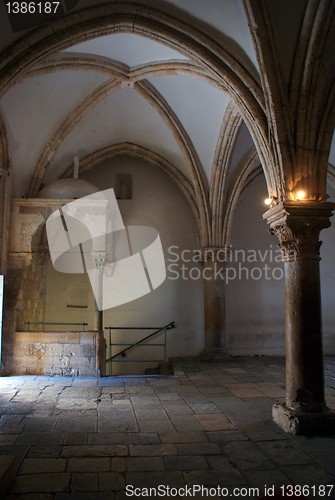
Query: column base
273 402 335 435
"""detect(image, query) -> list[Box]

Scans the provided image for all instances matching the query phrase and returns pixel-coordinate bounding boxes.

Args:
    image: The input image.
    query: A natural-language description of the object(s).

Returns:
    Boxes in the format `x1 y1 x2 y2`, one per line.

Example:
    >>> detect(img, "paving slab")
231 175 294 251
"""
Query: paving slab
0 455 16 497
1 356 335 498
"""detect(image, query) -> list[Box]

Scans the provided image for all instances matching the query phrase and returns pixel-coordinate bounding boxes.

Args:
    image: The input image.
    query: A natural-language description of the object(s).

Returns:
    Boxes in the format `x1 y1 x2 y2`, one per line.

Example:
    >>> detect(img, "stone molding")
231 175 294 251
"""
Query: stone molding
210 103 243 247
263 200 335 262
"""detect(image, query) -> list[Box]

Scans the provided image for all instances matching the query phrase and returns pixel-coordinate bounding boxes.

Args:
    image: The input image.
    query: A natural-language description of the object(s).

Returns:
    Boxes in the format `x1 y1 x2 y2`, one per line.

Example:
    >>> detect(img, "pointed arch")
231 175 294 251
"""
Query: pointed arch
0 2 277 199
62 142 201 232
222 148 261 245
0 111 11 273
209 102 243 247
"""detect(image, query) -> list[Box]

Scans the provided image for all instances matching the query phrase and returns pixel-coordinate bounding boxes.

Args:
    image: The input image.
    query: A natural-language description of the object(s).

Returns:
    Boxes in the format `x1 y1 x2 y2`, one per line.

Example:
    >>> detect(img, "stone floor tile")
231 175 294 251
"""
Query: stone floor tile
223 368 247 375
131 433 160 444
20 457 67 473
156 393 182 401
206 455 237 470
98 472 125 491
56 416 97 433
6 494 53 500
61 387 100 398
159 431 208 444
199 385 230 394
130 396 160 406
223 441 275 471
225 409 265 426
21 416 58 433
67 457 110 472
183 469 245 487
129 444 177 456
0 445 30 467
0 424 24 434
98 417 138 433
290 435 335 453
1 358 335 498
164 455 208 471
312 451 335 474
138 419 175 433
163 403 194 415
111 457 126 472
64 433 88 445
195 414 236 431
241 468 290 488
70 472 99 491
55 494 114 500
27 445 62 458
88 433 132 445
126 457 165 471
245 430 288 441
206 430 248 445
256 441 316 466
242 397 276 413
0 434 19 445
176 443 222 455
229 388 268 398
12 473 71 493
55 399 98 412
126 471 184 488
61 445 128 458
168 415 203 432
16 432 65 446
188 403 221 414
281 463 335 486
182 396 210 404
134 408 168 420
258 386 286 397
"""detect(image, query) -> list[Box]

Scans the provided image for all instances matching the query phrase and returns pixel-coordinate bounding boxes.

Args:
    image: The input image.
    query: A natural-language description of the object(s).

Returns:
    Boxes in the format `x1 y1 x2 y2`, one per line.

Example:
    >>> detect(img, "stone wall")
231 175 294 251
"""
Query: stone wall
7 330 106 376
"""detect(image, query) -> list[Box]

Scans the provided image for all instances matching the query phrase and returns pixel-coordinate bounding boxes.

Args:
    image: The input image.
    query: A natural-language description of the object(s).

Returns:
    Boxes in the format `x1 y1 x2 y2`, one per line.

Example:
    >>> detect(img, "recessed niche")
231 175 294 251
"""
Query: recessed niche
115 173 133 200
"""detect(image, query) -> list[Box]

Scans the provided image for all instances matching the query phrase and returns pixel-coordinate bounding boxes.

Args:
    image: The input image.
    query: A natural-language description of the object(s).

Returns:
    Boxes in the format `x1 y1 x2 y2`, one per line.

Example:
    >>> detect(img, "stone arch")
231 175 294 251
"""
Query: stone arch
61 142 201 234
0 2 276 197
209 102 243 247
222 148 261 246
0 111 11 273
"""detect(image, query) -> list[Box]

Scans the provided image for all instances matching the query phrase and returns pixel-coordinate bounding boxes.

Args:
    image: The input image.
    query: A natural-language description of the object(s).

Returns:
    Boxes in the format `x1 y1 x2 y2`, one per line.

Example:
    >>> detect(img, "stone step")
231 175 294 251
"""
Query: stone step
0 455 17 496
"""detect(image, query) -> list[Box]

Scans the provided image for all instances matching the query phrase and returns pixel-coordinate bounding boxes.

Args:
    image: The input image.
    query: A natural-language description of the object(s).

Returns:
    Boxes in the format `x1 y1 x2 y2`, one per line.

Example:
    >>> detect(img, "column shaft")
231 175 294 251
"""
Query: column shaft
264 200 335 434
285 259 324 410
201 248 226 356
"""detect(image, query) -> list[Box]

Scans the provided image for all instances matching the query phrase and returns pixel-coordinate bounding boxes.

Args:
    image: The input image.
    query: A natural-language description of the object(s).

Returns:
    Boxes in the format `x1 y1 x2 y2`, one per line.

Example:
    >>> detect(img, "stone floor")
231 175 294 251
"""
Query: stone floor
0 356 335 499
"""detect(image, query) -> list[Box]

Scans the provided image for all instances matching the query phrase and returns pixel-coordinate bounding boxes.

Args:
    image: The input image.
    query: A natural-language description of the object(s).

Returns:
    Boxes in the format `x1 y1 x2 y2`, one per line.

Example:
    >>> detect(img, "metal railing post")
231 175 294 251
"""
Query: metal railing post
163 327 167 375
104 322 175 376
108 327 112 376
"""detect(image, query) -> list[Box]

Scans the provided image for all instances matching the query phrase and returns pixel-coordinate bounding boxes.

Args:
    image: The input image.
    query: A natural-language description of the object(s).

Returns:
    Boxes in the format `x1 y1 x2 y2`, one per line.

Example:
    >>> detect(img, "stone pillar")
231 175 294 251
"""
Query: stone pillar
201 247 226 358
264 200 335 434
91 251 106 332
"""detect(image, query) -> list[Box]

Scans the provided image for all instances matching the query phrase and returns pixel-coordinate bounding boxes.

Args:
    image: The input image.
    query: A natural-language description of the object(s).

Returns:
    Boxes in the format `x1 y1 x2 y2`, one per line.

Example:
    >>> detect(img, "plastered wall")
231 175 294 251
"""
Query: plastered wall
226 173 335 355
82 155 204 373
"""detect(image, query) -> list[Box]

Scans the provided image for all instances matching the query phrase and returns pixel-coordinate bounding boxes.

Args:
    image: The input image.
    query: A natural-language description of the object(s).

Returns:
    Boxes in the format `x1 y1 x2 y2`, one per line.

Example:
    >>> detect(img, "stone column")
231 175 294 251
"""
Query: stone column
91 251 106 332
264 200 335 434
201 247 227 358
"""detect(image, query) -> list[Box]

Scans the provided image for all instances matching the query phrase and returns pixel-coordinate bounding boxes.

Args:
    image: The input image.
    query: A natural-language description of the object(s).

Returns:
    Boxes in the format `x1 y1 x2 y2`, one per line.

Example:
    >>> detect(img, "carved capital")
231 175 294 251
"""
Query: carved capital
264 201 335 262
91 251 106 270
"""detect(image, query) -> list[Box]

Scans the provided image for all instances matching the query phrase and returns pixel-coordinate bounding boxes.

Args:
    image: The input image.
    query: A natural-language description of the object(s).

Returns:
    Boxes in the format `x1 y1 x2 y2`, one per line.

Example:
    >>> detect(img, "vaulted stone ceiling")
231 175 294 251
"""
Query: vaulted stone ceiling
0 0 334 208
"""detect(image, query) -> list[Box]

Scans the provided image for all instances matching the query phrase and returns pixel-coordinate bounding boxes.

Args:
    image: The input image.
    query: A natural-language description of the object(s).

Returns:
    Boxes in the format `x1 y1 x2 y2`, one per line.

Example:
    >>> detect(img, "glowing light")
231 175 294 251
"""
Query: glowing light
264 194 278 206
296 190 306 200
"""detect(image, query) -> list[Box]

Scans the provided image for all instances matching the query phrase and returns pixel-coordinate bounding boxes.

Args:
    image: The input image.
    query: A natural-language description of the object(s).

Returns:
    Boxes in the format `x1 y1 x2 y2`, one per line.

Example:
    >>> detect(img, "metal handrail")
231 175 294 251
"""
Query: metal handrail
24 321 88 332
105 321 175 375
